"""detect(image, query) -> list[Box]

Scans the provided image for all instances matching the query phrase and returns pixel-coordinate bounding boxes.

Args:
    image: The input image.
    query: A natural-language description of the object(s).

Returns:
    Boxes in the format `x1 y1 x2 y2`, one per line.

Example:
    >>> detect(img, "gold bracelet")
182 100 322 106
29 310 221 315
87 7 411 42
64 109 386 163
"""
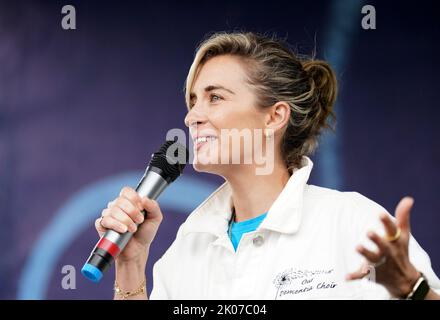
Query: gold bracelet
114 277 146 300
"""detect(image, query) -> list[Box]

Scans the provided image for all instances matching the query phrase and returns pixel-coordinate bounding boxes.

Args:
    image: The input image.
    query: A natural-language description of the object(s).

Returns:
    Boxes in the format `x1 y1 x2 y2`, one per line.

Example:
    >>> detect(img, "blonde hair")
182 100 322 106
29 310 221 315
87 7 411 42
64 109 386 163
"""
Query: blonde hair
185 32 337 171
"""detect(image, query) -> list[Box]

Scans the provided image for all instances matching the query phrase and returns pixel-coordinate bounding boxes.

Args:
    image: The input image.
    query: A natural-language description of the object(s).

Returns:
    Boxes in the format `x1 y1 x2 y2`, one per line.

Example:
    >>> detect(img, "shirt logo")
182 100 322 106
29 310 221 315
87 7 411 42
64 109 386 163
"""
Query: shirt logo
273 268 337 299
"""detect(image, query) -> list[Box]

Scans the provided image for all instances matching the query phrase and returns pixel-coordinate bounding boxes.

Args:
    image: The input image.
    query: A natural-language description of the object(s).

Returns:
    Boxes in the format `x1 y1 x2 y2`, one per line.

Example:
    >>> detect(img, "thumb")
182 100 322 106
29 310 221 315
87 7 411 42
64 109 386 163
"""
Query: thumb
141 198 163 223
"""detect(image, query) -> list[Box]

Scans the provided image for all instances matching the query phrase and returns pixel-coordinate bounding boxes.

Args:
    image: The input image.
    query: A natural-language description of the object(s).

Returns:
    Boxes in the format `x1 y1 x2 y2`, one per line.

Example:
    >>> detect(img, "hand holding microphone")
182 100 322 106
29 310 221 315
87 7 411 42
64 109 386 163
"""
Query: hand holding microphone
95 187 163 264
81 140 189 282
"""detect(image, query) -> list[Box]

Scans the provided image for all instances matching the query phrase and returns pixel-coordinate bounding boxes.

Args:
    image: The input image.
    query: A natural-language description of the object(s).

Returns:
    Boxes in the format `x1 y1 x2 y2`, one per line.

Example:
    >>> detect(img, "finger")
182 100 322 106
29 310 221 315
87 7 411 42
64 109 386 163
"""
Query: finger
101 208 111 217
379 213 398 239
346 264 370 281
141 198 163 222
367 231 391 255
356 244 383 263
114 197 144 224
395 196 414 234
100 216 129 234
107 200 116 208
95 218 106 235
107 206 138 233
119 187 143 211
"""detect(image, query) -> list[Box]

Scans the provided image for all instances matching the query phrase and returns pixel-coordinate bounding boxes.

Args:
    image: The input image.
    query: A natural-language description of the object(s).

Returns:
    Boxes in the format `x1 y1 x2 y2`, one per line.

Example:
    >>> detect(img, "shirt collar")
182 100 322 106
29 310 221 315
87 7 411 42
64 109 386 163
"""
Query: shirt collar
181 156 314 237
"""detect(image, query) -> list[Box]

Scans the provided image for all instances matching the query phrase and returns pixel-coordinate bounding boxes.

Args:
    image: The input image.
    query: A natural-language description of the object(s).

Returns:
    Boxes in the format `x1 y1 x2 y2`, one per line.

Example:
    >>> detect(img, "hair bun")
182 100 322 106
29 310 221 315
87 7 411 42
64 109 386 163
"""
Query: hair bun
302 59 337 131
303 60 337 110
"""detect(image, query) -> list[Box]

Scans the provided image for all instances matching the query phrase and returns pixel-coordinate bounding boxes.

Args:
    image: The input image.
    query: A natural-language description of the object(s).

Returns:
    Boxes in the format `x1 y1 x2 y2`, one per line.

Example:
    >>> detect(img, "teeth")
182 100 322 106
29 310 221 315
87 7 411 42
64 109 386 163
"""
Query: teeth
195 136 217 144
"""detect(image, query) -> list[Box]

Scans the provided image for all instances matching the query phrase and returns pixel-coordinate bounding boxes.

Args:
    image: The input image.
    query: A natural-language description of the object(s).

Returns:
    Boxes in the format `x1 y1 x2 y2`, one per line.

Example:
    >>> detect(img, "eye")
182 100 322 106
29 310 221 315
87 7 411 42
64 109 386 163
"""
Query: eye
210 94 222 103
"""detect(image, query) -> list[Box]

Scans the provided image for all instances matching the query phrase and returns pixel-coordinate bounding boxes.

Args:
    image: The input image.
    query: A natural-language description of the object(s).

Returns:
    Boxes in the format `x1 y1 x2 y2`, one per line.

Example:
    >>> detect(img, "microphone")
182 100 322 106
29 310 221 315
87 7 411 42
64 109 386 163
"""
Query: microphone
81 140 189 282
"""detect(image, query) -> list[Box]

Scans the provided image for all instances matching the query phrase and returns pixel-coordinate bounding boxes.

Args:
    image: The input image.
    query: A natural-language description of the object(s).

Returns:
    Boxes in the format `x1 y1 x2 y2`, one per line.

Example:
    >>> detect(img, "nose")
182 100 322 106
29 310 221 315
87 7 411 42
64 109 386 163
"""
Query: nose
184 105 208 129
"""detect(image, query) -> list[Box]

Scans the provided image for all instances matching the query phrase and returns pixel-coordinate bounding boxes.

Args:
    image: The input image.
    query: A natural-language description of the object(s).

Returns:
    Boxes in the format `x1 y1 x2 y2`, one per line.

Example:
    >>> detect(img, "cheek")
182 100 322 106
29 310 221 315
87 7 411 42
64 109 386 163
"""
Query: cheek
210 104 261 131
204 100 264 162
209 110 239 130
216 113 263 159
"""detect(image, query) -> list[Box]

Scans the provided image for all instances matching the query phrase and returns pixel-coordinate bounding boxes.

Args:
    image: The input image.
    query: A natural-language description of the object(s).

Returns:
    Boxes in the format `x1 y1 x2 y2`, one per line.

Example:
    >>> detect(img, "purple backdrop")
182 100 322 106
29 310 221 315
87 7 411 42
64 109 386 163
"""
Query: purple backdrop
0 0 438 299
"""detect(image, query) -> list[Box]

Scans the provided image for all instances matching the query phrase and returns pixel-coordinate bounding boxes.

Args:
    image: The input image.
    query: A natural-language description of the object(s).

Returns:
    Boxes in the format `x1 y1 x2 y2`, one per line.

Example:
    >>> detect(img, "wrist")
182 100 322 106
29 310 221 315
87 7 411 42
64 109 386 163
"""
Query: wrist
405 272 432 300
115 255 147 281
116 255 147 268
116 257 147 271
114 260 147 300
116 246 149 267
397 269 420 298
114 276 146 300
115 251 148 294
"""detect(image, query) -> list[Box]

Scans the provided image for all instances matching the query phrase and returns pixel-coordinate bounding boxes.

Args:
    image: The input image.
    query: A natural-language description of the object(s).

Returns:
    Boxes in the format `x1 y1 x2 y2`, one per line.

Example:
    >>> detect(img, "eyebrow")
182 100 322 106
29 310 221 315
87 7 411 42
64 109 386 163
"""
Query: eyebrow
190 85 235 99
205 85 235 95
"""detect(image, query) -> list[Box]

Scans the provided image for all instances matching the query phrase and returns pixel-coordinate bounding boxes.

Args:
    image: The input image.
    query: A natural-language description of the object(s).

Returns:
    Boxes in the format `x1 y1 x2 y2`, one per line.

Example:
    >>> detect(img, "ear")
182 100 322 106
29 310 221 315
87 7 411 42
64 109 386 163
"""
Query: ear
264 101 291 135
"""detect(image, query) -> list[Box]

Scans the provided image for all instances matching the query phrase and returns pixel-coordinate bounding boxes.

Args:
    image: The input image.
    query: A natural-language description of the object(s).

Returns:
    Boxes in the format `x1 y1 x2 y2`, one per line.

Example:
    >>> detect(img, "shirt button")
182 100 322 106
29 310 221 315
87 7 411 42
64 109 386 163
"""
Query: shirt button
252 234 264 247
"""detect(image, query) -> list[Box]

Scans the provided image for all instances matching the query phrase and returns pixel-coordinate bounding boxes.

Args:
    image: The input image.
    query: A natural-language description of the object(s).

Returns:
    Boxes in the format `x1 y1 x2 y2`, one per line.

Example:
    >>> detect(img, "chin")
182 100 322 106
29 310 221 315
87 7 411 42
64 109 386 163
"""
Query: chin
192 161 215 173
192 160 227 176
192 145 231 175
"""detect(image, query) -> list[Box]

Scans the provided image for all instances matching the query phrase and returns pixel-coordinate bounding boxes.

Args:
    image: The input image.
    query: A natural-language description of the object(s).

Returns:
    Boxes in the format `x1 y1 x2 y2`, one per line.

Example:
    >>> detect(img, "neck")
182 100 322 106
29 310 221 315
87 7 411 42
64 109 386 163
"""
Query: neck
224 161 291 223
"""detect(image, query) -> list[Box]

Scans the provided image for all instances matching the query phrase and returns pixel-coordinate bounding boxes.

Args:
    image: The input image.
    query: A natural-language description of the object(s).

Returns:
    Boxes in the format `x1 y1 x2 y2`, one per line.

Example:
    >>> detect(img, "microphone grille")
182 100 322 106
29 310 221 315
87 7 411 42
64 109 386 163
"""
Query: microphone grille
149 140 189 182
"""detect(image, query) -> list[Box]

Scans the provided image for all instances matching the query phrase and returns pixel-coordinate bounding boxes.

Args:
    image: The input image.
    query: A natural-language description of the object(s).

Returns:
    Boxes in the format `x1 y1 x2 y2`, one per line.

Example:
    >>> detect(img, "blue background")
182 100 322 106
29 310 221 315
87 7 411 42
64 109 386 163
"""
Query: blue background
0 0 439 299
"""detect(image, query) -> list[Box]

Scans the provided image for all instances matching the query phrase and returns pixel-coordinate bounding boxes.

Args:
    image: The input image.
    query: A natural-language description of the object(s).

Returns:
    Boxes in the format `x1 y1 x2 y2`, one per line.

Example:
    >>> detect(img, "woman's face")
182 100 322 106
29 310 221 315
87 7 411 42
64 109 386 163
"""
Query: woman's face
184 55 272 176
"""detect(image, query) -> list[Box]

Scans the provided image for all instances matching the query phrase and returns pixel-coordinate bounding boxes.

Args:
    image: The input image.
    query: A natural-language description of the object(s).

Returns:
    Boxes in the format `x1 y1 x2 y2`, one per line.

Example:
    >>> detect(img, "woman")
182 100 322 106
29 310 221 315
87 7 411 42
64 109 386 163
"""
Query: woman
95 32 440 300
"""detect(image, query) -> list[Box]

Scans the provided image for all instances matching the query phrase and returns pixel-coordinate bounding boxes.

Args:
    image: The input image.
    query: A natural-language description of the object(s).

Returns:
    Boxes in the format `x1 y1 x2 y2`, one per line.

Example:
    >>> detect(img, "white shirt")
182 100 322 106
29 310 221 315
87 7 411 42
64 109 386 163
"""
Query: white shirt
150 157 440 299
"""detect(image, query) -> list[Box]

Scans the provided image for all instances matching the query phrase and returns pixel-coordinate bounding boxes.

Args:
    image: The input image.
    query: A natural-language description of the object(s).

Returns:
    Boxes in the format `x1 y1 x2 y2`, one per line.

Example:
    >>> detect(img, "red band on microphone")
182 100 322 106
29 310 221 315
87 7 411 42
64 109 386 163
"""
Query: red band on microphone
97 237 121 258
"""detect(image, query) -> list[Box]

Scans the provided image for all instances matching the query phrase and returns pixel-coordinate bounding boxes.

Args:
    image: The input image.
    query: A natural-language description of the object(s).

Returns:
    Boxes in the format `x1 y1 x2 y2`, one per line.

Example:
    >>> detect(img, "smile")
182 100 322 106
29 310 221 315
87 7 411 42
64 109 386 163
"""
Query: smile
194 136 218 150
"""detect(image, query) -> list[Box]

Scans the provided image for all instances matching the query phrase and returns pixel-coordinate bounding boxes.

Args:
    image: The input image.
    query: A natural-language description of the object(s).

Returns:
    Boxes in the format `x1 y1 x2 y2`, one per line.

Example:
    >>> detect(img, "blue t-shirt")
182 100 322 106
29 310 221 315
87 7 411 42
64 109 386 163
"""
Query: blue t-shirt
228 212 268 251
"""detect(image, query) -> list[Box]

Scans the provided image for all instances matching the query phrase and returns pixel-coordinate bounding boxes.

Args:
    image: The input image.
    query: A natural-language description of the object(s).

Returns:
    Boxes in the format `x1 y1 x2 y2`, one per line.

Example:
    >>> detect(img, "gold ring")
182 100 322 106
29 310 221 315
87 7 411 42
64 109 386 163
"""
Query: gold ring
385 227 401 242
